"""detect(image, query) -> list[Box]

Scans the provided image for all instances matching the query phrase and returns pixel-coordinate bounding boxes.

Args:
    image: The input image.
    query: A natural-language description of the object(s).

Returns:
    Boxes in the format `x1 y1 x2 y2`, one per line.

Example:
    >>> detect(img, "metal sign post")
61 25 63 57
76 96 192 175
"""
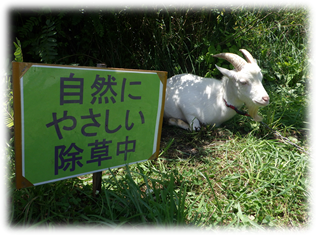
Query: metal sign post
93 63 107 197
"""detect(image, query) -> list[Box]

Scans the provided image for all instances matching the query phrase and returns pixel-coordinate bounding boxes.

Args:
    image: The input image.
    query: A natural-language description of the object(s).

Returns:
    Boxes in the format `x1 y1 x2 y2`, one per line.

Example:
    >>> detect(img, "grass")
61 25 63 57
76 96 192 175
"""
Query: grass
0 0 316 235
0 82 316 234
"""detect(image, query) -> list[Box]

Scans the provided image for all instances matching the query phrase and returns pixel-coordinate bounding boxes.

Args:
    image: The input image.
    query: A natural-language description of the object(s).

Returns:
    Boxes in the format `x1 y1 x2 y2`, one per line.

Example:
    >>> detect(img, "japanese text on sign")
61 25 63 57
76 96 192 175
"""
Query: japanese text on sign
47 73 145 176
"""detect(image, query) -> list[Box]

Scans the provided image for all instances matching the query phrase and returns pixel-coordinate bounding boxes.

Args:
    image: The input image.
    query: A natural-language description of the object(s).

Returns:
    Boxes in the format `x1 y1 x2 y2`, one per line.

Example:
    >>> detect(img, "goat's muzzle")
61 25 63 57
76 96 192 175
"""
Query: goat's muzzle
255 95 270 106
262 96 270 103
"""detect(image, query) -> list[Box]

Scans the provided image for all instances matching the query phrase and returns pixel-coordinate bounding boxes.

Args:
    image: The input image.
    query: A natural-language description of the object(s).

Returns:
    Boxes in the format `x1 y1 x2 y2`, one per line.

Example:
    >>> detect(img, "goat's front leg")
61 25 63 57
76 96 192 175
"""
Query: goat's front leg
187 116 201 131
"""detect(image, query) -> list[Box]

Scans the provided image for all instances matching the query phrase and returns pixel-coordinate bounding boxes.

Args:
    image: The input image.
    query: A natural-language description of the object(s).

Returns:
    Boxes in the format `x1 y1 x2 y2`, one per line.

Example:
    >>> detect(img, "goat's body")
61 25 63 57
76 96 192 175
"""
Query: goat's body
164 74 240 129
163 49 270 131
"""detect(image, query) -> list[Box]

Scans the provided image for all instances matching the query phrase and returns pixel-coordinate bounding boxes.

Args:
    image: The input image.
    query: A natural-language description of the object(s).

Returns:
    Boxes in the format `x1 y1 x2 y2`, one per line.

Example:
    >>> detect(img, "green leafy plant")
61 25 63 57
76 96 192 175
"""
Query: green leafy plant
0 77 14 146
13 37 23 62
4 76 14 132
3 42 20 192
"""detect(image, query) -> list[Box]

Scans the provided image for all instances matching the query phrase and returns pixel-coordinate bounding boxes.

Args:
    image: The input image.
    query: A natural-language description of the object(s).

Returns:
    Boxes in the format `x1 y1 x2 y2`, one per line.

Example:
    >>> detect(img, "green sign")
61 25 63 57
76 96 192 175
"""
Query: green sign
13 62 167 189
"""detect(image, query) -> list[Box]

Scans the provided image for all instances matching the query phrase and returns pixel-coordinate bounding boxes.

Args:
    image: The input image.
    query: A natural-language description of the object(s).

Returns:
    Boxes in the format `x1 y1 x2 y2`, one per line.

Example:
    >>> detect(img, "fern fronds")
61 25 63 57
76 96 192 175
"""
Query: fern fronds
18 16 40 39
37 19 58 63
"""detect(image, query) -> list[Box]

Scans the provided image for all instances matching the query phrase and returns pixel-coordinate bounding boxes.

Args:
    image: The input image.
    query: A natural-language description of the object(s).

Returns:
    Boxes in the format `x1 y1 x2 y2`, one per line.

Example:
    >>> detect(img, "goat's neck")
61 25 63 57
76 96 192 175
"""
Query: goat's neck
221 76 243 108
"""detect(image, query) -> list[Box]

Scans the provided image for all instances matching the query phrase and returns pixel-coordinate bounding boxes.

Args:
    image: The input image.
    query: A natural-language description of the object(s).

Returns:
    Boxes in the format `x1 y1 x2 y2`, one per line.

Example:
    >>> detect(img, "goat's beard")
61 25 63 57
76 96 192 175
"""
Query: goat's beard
246 104 263 122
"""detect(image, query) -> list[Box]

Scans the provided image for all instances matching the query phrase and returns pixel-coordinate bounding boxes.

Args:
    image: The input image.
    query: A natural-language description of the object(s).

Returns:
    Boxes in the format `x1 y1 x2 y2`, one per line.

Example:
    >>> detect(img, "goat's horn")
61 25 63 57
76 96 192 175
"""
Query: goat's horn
212 52 247 72
239 49 255 63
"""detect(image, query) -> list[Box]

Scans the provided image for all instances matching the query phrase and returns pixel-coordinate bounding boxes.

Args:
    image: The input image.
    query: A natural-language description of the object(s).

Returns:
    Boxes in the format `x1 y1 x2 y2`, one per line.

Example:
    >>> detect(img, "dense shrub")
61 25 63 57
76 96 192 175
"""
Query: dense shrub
10 6 308 88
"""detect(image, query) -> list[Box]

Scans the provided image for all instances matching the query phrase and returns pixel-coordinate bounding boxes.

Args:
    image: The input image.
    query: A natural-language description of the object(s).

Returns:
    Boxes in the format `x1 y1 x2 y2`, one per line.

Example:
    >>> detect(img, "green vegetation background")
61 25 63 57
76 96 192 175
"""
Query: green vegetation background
6 6 310 229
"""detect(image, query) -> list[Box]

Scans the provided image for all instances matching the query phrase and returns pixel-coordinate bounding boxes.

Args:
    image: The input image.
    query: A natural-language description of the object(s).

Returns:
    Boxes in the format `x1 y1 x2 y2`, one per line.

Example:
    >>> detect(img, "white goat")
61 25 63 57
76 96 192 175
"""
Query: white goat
164 49 270 131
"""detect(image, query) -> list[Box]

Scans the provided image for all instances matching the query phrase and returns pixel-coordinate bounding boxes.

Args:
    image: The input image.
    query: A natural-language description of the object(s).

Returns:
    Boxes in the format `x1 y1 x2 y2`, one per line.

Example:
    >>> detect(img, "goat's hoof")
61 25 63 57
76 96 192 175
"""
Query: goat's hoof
194 127 201 132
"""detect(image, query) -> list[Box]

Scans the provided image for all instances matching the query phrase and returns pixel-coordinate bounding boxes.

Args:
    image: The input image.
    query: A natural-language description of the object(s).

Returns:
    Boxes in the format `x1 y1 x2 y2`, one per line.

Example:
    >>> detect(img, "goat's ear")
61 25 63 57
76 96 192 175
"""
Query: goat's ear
215 64 237 79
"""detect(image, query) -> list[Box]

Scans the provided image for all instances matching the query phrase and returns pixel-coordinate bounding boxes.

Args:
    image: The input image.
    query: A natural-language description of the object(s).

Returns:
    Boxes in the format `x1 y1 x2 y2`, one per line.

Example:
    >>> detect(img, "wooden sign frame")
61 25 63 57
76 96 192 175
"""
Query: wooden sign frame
13 62 167 189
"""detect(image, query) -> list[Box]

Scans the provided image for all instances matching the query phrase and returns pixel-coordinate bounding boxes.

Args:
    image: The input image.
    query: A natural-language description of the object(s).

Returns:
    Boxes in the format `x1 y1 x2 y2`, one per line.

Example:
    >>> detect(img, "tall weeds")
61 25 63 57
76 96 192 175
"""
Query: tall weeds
8 6 309 228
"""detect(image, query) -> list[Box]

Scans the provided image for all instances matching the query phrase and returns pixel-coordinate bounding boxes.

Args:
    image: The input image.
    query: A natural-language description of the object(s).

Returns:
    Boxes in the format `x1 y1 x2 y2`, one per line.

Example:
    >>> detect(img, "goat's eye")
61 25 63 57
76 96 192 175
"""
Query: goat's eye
239 80 248 85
